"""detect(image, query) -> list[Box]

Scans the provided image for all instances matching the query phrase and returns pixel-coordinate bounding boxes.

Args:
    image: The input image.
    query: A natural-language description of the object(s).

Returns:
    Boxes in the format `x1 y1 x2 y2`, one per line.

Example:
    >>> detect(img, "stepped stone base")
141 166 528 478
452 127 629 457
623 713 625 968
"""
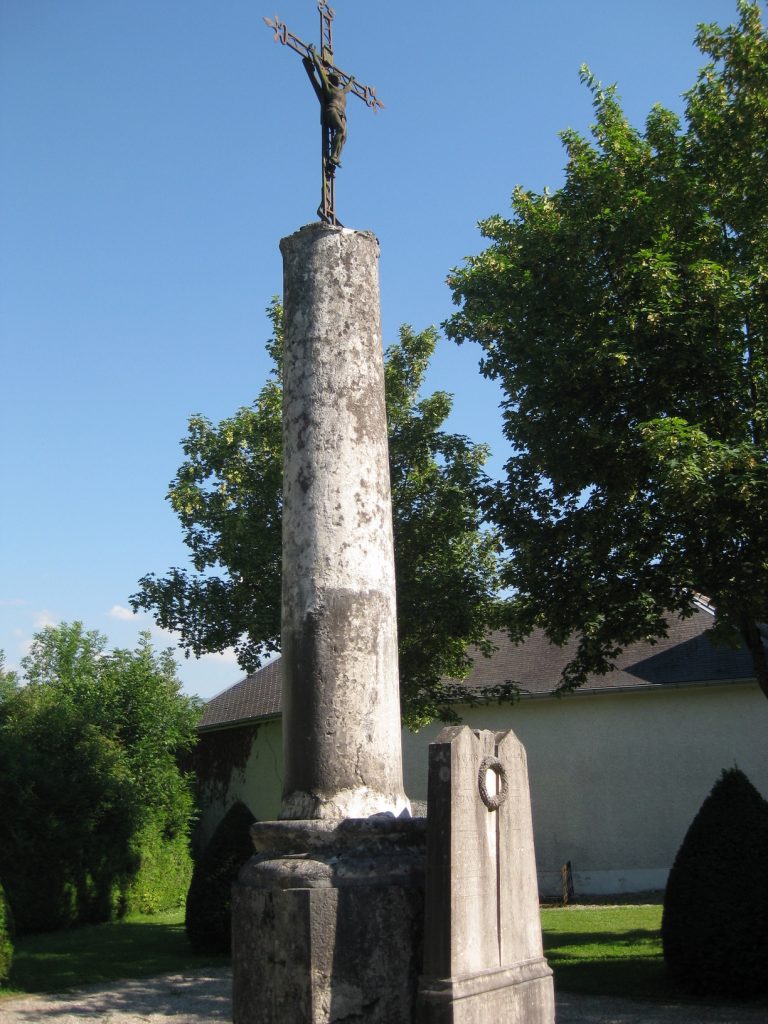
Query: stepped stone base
418 958 555 1024
232 817 426 1024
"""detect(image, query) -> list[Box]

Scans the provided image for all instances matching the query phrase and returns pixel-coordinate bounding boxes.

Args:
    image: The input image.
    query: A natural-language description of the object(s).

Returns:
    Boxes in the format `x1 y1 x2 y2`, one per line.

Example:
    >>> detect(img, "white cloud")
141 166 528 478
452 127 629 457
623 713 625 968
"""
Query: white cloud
150 627 239 662
199 648 239 666
33 609 58 629
150 624 182 643
0 598 28 607
109 604 137 622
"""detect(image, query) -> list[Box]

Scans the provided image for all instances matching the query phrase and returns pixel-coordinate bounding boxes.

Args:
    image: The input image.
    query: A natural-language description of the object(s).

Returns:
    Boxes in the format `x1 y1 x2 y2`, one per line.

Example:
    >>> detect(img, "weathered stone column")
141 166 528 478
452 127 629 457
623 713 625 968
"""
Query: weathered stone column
279 221 409 821
232 223 425 1024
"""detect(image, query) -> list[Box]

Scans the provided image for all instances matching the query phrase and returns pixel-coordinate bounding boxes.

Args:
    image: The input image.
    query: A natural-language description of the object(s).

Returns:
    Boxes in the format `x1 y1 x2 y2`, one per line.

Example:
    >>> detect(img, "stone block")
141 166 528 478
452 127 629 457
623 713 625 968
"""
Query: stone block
417 727 555 1023
232 817 426 1024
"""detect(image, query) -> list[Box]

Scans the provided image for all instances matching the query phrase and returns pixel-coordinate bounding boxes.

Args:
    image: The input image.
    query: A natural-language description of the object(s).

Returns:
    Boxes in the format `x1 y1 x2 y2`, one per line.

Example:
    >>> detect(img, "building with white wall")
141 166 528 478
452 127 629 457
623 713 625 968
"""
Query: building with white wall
195 602 768 897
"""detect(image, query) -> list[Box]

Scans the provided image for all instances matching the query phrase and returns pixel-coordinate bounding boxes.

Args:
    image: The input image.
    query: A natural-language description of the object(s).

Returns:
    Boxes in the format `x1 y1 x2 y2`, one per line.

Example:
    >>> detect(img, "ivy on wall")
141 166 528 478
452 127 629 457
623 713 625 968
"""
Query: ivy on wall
188 724 261 804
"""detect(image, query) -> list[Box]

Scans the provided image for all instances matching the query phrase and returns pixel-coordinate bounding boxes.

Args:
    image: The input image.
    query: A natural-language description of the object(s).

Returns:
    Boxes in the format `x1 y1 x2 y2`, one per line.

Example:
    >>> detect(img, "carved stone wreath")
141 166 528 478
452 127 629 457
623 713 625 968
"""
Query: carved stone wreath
478 756 508 811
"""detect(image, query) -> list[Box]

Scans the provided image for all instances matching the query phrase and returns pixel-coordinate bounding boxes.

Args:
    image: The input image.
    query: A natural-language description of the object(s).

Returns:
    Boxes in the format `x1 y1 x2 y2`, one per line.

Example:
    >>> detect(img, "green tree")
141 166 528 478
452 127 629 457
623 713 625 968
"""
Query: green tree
0 881 14 986
446 1 768 697
0 653 16 704
0 624 201 932
132 304 505 728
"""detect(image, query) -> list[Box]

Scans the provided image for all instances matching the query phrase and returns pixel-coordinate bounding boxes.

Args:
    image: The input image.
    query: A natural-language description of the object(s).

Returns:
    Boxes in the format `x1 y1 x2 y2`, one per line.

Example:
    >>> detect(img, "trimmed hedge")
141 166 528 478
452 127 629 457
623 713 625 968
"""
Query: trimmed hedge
122 819 194 916
185 802 256 954
0 881 14 985
662 767 768 997
2 822 193 934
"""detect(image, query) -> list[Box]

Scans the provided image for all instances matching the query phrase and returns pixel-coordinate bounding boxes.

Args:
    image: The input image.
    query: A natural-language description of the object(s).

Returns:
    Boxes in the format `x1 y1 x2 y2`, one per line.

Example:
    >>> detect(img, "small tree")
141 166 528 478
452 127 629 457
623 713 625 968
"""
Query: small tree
133 305 505 729
0 625 201 932
662 768 768 996
0 684 139 931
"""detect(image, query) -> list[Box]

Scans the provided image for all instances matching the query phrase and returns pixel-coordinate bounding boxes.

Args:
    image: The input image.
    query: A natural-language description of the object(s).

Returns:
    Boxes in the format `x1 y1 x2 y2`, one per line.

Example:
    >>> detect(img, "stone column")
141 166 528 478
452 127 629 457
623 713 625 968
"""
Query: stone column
232 223 425 1024
279 221 409 821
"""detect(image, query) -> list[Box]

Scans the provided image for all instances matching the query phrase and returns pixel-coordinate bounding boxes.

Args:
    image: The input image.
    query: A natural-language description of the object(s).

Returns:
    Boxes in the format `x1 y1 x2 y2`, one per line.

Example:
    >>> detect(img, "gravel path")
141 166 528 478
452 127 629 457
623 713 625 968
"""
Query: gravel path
1 970 765 1023
0 969 230 1023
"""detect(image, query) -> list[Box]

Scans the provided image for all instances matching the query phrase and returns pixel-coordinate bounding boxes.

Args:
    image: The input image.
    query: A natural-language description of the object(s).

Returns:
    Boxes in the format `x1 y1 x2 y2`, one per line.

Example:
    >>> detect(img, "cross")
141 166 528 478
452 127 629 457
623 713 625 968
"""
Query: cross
264 2 384 226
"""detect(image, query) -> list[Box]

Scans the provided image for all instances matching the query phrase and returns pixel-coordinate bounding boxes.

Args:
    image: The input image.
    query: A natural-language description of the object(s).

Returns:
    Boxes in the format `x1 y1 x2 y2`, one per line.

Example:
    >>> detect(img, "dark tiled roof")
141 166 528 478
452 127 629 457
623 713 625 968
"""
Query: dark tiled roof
468 612 754 694
198 605 756 731
199 657 282 732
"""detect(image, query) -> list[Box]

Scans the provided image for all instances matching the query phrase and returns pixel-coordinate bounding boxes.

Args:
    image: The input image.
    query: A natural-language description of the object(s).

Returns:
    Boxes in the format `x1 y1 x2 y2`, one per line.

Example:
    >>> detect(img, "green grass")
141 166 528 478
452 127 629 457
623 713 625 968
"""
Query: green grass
0 909 229 998
541 903 768 1012
4 901 767 1010
542 903 666 999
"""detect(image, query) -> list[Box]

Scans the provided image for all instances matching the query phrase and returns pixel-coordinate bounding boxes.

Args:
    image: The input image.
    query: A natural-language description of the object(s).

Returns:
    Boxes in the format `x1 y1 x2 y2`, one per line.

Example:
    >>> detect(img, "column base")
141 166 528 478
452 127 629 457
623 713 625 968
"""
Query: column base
232 816 426 1024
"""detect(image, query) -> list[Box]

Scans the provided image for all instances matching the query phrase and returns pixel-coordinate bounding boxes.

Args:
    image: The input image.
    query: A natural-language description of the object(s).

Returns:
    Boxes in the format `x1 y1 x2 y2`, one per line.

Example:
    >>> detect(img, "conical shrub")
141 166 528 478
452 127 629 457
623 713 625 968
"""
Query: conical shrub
662 767 768 996
185 802 256 955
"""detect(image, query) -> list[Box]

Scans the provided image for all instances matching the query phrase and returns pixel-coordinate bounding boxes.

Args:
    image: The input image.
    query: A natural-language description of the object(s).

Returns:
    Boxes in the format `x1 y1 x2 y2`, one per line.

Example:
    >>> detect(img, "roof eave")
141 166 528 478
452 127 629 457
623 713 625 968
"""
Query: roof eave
197 711 282 734
515 675 757 700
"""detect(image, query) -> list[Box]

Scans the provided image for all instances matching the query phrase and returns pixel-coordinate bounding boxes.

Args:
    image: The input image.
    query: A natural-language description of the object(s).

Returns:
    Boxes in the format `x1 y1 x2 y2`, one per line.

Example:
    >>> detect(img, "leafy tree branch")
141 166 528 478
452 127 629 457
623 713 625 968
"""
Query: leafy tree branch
446 1 768 699
133 303 505 728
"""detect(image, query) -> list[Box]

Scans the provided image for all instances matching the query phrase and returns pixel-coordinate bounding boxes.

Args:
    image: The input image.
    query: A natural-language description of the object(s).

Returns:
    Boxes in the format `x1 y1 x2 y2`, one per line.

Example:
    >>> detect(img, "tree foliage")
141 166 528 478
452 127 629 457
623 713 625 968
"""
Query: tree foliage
446 1 768 696
132 303 504 728
0 625 201 933
0 882 14 985
662 767 768 996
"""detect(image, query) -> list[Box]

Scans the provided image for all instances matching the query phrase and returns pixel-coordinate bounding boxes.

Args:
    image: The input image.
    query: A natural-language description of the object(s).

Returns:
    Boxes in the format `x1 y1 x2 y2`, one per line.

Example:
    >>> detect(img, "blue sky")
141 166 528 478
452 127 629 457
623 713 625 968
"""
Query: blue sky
1 0 758 700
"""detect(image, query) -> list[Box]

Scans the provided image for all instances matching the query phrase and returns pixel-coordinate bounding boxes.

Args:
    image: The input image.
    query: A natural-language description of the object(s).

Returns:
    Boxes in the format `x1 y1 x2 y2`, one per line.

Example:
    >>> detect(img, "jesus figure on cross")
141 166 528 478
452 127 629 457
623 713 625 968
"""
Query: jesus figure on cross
303 45 355 170
264 3 383 224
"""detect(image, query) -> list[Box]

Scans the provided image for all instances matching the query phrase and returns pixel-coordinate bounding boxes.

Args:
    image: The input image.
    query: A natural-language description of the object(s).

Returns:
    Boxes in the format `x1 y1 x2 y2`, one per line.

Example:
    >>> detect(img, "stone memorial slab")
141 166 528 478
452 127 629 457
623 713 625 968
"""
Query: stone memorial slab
418 726 555 1024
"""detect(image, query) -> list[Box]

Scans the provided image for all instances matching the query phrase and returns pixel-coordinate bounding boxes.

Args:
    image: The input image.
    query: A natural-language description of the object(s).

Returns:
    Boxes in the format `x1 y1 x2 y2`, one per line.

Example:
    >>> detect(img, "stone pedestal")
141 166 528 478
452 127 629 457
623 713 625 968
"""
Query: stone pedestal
417 727 555 1024
232 818 426 1024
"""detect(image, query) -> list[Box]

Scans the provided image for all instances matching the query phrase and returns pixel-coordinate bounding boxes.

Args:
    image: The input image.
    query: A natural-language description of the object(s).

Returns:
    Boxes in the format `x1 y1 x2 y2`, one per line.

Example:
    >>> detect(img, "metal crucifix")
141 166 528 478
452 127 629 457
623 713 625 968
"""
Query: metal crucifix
264 2 384 225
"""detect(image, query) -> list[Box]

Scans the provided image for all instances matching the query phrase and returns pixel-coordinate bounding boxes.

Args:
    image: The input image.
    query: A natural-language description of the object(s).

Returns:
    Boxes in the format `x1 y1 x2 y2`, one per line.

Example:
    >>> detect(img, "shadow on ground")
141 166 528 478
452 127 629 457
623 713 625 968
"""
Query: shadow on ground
8 920 228 995
0 969 231 1022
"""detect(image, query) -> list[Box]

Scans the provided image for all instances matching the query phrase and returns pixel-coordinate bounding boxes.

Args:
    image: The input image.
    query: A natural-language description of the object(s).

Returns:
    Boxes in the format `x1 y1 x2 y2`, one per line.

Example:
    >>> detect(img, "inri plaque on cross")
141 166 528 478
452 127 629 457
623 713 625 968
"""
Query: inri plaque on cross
264 2 384 226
